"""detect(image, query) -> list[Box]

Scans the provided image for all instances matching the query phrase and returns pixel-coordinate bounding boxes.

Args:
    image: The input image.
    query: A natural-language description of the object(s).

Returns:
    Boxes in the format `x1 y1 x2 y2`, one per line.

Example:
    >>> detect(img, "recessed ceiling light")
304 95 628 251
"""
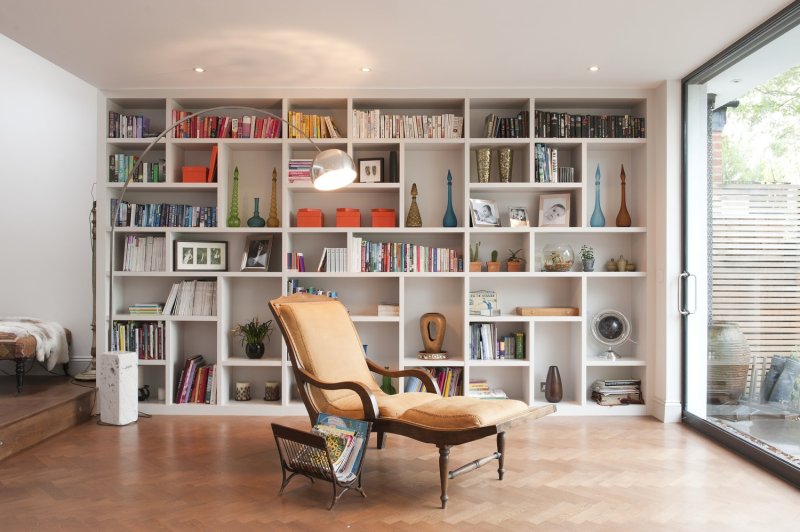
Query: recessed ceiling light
194 67 205 73
361 67 372 72
588 66 600 72
731 78 742 83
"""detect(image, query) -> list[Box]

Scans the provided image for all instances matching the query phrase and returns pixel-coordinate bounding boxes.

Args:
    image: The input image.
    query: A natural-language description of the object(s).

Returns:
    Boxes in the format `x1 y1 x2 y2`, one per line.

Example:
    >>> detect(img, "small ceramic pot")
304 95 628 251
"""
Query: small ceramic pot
235 382 251 401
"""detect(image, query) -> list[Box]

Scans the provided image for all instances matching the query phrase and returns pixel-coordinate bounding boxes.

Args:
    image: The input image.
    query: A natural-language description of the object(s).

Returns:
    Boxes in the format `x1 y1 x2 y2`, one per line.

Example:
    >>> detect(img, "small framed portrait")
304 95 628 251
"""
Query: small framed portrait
469 198 501 227
175 241 227 271
358 158 384 183
538 193 570 227
509 206 529 227
241 235 273 271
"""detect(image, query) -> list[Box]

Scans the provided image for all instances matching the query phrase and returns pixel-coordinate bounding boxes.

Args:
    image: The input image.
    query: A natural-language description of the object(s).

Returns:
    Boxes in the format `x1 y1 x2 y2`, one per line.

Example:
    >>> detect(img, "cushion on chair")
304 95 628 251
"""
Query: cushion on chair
399 396 532 429
325 390 442 419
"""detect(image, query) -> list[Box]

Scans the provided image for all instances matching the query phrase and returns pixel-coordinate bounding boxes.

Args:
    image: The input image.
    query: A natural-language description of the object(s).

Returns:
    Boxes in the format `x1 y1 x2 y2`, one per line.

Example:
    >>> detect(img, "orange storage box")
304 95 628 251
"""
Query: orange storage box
182 166 208 183
336 208 361 227
297 208 324 227
371 208 396 227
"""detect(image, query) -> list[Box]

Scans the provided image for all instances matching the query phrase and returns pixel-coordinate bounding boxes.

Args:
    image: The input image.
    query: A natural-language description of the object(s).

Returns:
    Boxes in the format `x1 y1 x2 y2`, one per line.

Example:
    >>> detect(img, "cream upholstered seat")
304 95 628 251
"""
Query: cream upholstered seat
270 293 554 508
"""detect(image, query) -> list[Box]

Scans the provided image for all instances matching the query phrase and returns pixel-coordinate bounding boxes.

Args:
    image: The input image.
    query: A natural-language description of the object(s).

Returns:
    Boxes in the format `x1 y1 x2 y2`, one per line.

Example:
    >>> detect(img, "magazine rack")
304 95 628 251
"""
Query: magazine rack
271 422 372 510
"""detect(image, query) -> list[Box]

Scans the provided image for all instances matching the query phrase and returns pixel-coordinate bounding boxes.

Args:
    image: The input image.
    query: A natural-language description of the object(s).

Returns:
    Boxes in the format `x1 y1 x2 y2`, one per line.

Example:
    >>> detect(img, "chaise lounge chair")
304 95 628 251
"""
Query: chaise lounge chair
269 293 554 508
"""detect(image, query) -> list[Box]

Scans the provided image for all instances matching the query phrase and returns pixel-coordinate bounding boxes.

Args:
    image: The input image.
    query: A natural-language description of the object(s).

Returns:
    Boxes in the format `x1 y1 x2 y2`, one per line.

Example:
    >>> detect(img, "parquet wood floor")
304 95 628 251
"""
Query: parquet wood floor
1 414 798 531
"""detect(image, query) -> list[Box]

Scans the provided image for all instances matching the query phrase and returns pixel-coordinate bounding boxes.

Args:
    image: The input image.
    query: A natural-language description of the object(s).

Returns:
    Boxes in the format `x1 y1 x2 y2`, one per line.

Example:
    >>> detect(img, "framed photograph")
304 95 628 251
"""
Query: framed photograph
469 198 501 227
509 206 529 227
358 158 384 183
538 193 570 227
175 241 227 271
241 235 273 271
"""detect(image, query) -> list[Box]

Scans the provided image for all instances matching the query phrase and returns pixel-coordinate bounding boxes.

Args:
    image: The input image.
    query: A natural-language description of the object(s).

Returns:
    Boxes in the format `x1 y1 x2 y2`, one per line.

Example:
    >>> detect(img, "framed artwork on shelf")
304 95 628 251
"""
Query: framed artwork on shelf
509 206 529 227
469 198 500 227
358 158 384 183
174 241 227 271
538 193 570 227
241 235 273 271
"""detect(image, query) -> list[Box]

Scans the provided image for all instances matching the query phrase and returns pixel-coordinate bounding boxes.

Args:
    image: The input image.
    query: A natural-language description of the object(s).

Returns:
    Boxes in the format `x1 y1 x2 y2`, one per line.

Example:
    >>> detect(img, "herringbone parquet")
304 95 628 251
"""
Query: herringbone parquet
1 415 798 531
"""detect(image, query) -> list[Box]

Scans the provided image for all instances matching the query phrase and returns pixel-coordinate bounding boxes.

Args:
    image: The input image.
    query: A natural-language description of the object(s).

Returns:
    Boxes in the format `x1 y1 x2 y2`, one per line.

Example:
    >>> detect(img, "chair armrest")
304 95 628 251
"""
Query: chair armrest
366 359 440 395
293 365 379 419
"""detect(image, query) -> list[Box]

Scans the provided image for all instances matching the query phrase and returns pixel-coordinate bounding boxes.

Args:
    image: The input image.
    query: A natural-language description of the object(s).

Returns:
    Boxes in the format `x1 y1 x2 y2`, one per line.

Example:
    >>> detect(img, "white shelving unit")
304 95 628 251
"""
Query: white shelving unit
98 92 651 416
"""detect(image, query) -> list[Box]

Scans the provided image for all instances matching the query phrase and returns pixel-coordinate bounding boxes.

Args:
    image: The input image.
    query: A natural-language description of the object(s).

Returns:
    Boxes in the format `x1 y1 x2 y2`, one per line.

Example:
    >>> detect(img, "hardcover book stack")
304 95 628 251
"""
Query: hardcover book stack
111 320 165 360
108 111 152 138
591 379 643 406
350 237 461 273
109 154 165 183
534 111 645 139
483 111 529 138
170 111 282 139
467 379 508 399
175 355 216 404
111 200 217 228
287 158 312 183
287 111 341 139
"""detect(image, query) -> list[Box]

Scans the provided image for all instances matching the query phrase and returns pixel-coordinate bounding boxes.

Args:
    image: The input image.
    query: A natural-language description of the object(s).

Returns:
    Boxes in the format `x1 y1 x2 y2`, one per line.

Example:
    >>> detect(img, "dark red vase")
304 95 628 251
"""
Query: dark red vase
545 366 563 403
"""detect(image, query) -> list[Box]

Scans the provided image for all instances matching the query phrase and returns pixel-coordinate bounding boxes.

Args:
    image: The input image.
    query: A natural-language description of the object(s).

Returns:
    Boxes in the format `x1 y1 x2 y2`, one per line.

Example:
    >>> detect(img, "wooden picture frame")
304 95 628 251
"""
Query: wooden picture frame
175 241 227 271
509 206 529 227
469 198 501 227
538 193 570 227
358 158 384 183
241 235 273 271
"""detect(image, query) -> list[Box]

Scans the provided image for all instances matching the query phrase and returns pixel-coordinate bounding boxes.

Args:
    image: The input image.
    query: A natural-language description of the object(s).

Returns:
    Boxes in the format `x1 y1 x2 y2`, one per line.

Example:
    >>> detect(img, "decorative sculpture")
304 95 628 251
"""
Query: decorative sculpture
589 163 605 227
616 163 631 227
406 183 422 227
419 312 447 359
442 170 457 227
267 167 280 227
247 198 266 227
226 166 241 227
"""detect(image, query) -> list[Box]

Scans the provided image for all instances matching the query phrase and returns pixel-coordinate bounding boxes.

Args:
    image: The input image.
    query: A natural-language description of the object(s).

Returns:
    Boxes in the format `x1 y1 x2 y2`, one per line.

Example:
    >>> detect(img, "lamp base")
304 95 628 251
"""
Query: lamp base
74 358 97 381
599 348 622 361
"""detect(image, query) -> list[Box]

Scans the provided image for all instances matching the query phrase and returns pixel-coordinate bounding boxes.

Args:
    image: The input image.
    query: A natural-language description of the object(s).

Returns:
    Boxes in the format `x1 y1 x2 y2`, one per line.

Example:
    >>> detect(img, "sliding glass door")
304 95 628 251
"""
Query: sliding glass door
682 5 800 484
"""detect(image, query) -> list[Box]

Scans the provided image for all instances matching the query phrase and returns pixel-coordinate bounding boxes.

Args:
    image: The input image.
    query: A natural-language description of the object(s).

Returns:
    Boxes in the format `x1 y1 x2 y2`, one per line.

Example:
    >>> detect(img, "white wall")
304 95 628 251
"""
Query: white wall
0 34 98 373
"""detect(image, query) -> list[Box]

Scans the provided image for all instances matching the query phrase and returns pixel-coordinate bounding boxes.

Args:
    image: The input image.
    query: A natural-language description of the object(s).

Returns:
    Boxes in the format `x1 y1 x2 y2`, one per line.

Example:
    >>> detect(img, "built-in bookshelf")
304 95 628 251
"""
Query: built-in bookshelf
98 92 652 416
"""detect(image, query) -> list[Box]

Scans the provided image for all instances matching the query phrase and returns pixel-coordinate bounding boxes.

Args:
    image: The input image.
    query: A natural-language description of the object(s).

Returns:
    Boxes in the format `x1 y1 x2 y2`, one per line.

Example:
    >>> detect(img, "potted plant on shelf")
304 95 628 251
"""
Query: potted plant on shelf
486 250 501 272
234 317 273 359
580 245 595 272
507 249 524 272
469 241 482 272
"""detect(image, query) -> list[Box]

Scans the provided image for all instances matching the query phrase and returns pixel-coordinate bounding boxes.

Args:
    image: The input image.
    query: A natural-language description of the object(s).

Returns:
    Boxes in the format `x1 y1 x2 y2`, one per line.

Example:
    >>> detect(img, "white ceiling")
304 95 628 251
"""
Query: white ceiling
0 0 793 91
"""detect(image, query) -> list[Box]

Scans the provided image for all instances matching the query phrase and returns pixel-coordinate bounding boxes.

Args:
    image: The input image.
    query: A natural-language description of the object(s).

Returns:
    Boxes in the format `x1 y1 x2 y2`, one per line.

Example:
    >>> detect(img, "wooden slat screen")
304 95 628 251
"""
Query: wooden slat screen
711 183 800 397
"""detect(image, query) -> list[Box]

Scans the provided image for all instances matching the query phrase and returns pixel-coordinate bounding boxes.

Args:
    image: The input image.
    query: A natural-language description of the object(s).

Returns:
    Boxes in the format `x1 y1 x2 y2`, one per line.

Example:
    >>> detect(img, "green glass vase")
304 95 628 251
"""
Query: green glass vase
227 166 241 227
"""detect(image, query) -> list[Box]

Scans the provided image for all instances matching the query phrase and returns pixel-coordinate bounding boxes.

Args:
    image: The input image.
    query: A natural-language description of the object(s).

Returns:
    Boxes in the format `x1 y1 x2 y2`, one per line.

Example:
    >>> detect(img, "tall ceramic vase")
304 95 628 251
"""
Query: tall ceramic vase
590 164 605 227
443 169 457 227
545 365 563 403
616 164 631 227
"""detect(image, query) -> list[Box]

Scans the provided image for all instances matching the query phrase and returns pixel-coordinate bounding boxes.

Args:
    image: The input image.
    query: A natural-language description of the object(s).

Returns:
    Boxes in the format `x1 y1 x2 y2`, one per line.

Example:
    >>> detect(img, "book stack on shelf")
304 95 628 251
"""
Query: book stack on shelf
128 303 163 315
111 321 165 360
286 252 306 272
350 237 461 273
483 111 529 138
352 109 463 139
591 379 643 406
405 368 462 397
534 111 645 139
306 414 370 482
108 111 152 138
287 111 340 138
287 159 312 183
122 235 165 272
470 324 525 360
467 379 508 399
163 280 217 316
109 154 165 183
170 111 282 139
111 200 217 228
318 247 347 273
377 304 399 317
175 355 216 404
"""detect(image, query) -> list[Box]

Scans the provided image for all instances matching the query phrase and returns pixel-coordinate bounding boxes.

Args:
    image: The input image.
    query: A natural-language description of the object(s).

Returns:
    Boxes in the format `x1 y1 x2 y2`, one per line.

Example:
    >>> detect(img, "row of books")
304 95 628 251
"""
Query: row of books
352 109 464 139
111 199 217 228
108 112 152 139
467 379 508 399
287 158 312 183
287 111 341 139
483 111 529 138
286 252 306 272
591 379 643 406
108 154 165 183
175 356 217 404
534 111 646 139
350 237 462 273
170 110 282 139
286 280 338 298
534 144 571 183
122 235 166 272
318 247 348 272
469 323 525 360
404 367 462 397
111 320 165 360
303 414 369 481
163 280 217 316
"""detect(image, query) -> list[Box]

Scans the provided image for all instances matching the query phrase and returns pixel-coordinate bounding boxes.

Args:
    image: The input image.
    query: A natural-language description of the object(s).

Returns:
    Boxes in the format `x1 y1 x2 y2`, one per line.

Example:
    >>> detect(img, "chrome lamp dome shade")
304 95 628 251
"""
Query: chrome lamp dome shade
312 148 357 191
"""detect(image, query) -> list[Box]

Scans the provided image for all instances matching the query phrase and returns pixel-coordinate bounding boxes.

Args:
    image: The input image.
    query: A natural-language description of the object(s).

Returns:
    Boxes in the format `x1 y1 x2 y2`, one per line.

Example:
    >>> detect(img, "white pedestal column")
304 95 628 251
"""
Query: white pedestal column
98 351 138 426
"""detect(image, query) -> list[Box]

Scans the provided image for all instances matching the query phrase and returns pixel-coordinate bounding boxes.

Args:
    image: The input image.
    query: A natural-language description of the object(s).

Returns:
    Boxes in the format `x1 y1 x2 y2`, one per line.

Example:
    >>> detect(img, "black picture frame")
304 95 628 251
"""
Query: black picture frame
174 241 227 271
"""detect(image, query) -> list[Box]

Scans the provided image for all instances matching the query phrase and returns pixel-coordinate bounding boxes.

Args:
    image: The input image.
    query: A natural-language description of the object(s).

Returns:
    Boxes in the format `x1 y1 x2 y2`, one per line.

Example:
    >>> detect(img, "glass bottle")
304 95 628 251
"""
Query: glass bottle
226 166 241 227
247 197 266 227
442 169 458 227
381 367 397 395
590 163 605 227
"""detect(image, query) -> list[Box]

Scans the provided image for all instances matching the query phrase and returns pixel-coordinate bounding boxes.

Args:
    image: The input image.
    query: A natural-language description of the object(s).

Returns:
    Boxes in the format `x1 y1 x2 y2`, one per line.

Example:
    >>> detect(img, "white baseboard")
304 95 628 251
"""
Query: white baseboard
648 397 683 423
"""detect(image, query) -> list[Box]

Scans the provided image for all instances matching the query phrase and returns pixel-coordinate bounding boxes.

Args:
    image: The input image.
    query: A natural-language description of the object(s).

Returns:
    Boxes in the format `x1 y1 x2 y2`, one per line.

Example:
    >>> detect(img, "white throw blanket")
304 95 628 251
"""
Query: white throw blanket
0 318 70 370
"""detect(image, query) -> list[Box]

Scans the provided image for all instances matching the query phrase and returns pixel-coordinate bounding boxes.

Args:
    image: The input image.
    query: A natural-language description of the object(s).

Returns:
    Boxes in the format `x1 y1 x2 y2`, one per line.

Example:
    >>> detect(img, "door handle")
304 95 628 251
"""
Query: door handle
678 271 697 316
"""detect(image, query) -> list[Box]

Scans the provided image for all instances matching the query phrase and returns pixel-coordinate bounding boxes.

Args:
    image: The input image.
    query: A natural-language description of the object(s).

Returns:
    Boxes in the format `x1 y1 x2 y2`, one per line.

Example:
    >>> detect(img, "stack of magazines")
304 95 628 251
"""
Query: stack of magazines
295 414 370 482
591 379 643 406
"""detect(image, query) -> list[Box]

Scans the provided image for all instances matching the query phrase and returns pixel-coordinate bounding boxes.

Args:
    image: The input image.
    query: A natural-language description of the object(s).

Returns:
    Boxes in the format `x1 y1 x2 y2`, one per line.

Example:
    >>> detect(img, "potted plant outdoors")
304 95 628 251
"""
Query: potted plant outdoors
507 248 524 272
469 241 482 272
234 317 274 359
580 244 595 272
486 250 501 272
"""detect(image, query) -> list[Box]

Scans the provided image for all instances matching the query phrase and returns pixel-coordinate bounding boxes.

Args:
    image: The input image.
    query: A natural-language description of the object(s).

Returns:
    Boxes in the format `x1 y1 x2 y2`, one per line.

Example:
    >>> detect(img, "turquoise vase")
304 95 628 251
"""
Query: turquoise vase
590 164 605 227
247 197 266 227
443 169 458 227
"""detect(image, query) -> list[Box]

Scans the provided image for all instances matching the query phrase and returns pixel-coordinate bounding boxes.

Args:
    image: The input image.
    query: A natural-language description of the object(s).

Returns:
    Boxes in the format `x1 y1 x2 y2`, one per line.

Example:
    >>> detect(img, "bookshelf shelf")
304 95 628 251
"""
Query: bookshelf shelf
99 91 652 416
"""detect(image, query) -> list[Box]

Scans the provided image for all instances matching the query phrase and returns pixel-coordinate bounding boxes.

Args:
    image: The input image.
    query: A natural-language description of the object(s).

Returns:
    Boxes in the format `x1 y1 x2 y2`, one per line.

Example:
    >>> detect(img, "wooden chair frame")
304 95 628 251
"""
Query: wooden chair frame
270 294 554 508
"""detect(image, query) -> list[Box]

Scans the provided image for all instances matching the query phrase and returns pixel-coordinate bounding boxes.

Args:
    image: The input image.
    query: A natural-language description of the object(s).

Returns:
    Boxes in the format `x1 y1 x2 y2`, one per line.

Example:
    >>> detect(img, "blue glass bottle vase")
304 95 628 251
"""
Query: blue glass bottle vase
590 163 605 227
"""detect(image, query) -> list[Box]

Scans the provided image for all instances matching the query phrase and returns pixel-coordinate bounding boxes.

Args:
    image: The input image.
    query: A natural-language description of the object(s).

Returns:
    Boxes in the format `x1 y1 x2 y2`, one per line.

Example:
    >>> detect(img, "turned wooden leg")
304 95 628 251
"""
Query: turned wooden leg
438 445 451 509
376 431 387 449
497 432 506 480
15 359 25 394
